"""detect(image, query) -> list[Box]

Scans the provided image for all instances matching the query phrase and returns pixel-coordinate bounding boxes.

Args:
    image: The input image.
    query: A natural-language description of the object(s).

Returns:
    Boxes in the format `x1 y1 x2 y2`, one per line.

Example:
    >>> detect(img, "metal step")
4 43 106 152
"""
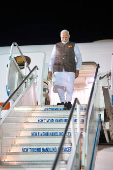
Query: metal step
0 160 67 170
2 135 73 145
8 109 86 118
11 142 72 147
1 151 70 161
2 127 84 137
9 104 87 117
2 141 83 156
2 144 72 153
2 136 83 148
5 109 85 120
2 122 84 130
4 115 85 123
13 104 87 111
2 142 71 152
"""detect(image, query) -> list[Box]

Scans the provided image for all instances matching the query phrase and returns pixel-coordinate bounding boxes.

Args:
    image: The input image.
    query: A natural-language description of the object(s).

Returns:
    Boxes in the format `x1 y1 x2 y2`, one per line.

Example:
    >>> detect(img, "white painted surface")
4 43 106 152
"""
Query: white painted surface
1 41 113 170
0 41 113 104
94 147 113 170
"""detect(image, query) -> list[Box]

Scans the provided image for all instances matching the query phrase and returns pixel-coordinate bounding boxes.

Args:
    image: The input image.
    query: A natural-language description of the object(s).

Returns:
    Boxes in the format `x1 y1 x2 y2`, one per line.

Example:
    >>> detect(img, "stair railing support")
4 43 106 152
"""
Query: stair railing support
77 104 81 134
0 106 1 119
70 114 76 147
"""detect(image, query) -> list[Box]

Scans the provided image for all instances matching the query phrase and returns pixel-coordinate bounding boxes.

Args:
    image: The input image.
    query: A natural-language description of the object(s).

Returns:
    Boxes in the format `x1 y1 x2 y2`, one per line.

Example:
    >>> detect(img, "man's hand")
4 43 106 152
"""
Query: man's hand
48 71 52 81
75 70 79 79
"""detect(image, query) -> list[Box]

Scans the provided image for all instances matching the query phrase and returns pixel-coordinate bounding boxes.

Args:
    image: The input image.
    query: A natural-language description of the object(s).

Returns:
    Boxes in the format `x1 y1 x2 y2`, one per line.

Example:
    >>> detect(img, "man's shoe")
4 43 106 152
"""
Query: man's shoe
64 102 72 109
57 102 64 105
64 102 68 108
67 102 72 108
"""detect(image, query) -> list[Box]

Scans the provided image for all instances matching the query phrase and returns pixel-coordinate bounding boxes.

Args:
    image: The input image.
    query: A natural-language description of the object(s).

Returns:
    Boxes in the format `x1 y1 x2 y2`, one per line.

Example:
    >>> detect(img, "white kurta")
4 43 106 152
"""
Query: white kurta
52 72 75 92
49 42 82 93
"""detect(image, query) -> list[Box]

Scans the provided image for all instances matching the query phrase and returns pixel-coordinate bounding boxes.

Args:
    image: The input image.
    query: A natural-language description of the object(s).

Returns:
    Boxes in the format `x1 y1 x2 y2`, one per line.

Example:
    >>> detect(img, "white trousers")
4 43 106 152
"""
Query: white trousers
53 71 75 103
56 86 74 103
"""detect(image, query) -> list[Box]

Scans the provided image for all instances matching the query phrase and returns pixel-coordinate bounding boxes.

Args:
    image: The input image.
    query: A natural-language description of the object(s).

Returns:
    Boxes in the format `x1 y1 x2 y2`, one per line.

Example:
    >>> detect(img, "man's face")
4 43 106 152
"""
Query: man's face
61 32 70 43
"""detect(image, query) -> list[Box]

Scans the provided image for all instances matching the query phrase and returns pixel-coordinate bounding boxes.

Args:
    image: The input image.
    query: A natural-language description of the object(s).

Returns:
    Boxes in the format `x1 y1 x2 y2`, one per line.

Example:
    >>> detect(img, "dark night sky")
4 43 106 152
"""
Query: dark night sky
0 3 113 46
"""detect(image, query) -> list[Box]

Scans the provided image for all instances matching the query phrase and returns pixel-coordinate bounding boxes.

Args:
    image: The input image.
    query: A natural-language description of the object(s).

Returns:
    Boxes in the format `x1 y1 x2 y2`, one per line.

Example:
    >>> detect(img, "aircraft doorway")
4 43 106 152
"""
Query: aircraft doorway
48 62 97 105
72 62 97 104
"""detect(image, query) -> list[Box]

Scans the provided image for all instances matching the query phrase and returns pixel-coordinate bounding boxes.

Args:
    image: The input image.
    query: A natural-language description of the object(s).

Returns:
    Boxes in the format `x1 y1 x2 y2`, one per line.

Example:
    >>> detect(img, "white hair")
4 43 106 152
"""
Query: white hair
60 30 70 36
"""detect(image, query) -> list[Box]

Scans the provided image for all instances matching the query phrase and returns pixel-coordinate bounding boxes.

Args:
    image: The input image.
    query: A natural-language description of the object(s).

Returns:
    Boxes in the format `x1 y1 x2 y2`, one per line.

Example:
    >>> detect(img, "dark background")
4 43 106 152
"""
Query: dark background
0 2 113 46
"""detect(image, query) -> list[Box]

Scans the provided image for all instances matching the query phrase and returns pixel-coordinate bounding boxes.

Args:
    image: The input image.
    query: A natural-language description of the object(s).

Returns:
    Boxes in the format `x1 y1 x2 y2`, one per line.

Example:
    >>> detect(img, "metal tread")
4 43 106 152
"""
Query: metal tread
3 135 70 139
21 127 84 131
11 143 83 147
3 121 84 124
3 127 84 131
12 108 86 113
1 160 53 163
14 104 87 109
14 105 65 108
11 143 71 147
7 114 85 118
13 109 70 112
5 152 70 155
0 160 67 168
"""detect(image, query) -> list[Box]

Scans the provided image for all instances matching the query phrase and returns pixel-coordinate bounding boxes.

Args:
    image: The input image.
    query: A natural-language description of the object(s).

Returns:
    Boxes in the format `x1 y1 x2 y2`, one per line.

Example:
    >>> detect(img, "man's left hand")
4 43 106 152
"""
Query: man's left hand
75 70 79 79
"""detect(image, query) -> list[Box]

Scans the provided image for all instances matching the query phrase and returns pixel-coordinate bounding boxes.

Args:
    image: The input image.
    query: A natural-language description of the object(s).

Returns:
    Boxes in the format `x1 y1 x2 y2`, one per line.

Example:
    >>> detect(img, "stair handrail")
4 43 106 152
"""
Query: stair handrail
82 63 100 168
10 42 31 72
0 65 37 115
84 64 100 132
52 98 81 170
82 65 112 169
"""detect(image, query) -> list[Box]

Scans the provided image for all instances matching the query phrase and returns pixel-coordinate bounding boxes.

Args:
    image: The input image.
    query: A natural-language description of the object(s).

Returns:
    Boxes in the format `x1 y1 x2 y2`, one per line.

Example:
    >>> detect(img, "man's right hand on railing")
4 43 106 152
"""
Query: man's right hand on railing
48 71 52 81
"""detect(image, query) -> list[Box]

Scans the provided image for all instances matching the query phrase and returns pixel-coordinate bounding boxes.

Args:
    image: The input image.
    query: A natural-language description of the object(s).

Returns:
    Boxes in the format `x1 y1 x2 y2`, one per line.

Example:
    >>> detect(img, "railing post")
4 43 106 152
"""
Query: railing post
0 106 2 119
55 159 60 170
52 98 80 170
1 66 37 111
70 113 76 147
111 53 113 105
24 62 27 76
10 42 31 72
14 42 31 72
77 104 80 134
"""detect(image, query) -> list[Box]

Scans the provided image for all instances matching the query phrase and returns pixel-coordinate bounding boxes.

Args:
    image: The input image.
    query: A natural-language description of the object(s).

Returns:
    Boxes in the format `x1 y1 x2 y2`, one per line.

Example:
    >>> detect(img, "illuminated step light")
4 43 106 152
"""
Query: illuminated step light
32 114 37 116
25 120 29 123
14 107 35 111
8 150 12 152
18 134 21 136
80 167 84 170
2 158 7 162
13 142 17 144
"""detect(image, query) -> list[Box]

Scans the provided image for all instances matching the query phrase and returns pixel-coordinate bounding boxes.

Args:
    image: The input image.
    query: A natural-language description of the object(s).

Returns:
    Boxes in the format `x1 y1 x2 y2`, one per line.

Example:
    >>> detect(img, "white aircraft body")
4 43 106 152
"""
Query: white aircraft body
0 40 113 106
0 40 113 170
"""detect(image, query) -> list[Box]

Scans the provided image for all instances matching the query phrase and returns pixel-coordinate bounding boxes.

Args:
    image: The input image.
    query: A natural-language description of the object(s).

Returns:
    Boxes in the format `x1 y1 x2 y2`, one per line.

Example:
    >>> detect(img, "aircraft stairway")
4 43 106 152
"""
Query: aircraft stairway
0 64 102 170
0 42 111 170
0 104 86 170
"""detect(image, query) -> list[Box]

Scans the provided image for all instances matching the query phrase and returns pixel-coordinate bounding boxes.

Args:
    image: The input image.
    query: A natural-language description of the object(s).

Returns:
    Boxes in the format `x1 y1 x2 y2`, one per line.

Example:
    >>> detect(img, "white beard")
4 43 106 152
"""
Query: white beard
61 40 69 44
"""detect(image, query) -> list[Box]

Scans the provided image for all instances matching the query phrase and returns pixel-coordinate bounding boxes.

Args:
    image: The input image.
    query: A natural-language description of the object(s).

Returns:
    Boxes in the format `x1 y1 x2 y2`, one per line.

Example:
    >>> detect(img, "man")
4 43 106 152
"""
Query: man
48 30 82 109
